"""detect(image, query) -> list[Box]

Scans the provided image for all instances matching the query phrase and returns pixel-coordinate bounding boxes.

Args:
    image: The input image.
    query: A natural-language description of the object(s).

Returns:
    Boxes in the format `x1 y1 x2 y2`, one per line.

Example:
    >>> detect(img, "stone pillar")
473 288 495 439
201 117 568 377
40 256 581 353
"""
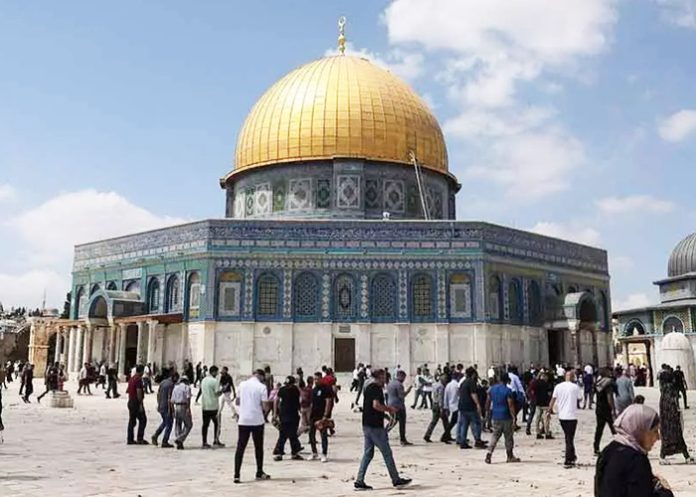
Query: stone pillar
82 325 92 364
622 341 629 369
76 325 85 369
117 323 127 379
54 327 63 364
568 322 580 368
67 327 76 373
136 321 146 365
591 329 599 366
146 320 158 366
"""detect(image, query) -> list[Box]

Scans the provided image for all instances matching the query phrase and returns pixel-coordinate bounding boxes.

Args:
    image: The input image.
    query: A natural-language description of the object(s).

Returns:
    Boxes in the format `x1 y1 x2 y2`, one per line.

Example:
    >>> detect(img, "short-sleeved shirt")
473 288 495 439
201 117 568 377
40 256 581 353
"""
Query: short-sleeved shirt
458 377 477 411
311 383 333 420
238 376 269 426
278 385 301 420
362 382 386 428
219 373 234 394
157 377 175 413
200 376 220 411
535 379 551 407
386 380 405 410
300 385 312 408
552 381 583 420
171 382 192 404
127 374 143 402
489 383 514 420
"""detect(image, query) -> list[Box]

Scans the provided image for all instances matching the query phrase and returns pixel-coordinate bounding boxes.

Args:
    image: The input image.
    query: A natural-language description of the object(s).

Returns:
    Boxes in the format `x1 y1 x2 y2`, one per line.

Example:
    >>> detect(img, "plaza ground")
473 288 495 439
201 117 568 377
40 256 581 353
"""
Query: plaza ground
2 380 696 497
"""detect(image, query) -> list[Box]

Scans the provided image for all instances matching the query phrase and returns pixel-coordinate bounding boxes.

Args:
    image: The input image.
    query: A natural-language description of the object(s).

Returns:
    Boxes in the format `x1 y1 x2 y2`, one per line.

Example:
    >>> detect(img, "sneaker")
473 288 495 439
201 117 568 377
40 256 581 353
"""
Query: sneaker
506 456 521 463
127 440 137 445
545 434 554 440
291 454 304 461
321 455 328 463
393 478 412 488
202 443 212 449
484 453 492 464
354 481 373 491
136 440 149 445
400 440 413 446
213 441 225 448
536 434 544 440
563 462 576 469
234 477 241 484
273 455 282 461
161 442 174 448
423 436 432 443
311 453 320 461
525 429 531 436
151 435 158 447
474 440 488 449
175 441 184 450
255 472 271 480
460 443 472 449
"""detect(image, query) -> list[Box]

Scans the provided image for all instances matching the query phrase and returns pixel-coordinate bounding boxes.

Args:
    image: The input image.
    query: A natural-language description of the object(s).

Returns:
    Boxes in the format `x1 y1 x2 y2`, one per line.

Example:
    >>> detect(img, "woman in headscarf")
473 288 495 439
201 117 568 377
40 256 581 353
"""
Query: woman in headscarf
595 404 673 497
659 367 694 464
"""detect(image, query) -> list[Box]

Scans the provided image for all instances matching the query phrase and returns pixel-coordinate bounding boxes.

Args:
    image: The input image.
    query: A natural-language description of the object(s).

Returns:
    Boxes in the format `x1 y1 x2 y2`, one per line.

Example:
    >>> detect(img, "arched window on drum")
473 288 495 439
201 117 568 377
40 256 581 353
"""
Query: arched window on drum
218 271 242 317
293 272 320 321
370 273 397 322
256 273 281 319
187 272 201 318
449 273 472 319
334 273 355 320
508 279 523 324
411 273 434 321
147 278 160 313
488 275 502 320
527 280 542 325
165 274 181 313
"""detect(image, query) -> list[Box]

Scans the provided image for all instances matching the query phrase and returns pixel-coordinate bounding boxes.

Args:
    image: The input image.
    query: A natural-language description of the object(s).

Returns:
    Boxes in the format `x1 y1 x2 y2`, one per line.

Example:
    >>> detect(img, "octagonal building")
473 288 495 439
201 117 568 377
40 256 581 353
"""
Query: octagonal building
30 48 613 378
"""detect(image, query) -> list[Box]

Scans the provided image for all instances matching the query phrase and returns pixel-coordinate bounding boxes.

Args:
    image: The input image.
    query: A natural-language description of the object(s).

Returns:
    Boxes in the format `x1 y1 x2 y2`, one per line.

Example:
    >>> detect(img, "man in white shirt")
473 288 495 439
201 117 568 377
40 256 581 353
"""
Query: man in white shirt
547 371 583 468
234 369 271 483
441 373 461 443
507 367 525 428
171 375 193 449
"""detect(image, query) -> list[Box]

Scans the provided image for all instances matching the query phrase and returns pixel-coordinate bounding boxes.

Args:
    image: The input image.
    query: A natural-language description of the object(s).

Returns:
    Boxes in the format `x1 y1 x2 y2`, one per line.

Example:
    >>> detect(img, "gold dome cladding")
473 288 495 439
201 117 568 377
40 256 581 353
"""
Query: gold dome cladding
232 55 449 176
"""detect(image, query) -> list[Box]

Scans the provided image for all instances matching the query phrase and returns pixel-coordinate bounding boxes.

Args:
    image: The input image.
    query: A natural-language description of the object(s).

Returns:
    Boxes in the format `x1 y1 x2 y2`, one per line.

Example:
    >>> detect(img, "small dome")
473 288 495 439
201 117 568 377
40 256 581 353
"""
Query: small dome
228 55 448 179
668 232 696 277
661 330 691 350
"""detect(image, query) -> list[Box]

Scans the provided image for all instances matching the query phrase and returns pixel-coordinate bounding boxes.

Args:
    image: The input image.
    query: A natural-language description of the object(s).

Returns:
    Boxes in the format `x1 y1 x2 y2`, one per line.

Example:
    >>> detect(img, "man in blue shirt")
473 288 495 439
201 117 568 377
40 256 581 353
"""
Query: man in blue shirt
484 373 520 464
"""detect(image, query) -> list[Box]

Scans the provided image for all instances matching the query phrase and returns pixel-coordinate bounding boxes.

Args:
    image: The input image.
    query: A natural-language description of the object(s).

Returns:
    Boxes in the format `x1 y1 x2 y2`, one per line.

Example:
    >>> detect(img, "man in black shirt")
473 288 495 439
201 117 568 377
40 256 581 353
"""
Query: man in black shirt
533 372 553 439
309 372 333 462
457 367 486 449
354 369 412 491
594 368 617 455
273 376 303 461
674 366 689 409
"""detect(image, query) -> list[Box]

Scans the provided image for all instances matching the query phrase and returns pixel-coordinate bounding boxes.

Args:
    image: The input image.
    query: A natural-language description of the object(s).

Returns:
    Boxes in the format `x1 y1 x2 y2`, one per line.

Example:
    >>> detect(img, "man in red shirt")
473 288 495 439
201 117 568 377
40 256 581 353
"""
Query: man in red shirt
127 364 148 445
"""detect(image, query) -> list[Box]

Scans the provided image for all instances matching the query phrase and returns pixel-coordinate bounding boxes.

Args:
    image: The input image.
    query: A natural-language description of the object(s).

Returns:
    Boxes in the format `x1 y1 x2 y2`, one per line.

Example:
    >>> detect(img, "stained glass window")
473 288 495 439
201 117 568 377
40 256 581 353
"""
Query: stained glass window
148 278 160 313
257 274 280 317
294 272 319 319
371 273 396 321
488 276 501 320
412 274 433 318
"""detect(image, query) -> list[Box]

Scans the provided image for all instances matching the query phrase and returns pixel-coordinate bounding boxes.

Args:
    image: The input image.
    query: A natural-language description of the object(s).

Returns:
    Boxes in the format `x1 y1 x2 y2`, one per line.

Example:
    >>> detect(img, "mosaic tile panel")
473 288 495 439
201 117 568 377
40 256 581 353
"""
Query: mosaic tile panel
254 183 271 216
288 179 312 210
316 179 331 209
337 175 360 208
384 180 405 213
365 179 380 209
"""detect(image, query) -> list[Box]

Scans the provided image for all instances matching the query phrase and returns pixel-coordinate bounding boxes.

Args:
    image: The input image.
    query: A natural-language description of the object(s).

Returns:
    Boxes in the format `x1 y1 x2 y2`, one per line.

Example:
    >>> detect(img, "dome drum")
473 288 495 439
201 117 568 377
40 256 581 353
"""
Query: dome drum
224 159 457 220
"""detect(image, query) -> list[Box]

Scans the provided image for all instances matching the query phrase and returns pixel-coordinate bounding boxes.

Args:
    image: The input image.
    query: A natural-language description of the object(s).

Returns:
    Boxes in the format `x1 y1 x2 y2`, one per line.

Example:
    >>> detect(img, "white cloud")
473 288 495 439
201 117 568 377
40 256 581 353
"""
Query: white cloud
658 109 696 142
464 130 585 201
609 255 634 272
1 190 186 308
529 221 602 246
0 184 17 202
444 106 555 139
656 0 696 28
613 293 655 312
324 43 424 82
596 195 675 215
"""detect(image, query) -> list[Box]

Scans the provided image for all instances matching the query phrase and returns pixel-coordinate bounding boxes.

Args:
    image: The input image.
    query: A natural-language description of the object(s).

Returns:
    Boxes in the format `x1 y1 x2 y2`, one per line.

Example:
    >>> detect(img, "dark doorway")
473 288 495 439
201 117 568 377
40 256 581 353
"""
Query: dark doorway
47 333 57 371
125 324 138 375
334 337 355 373
548 329 562 367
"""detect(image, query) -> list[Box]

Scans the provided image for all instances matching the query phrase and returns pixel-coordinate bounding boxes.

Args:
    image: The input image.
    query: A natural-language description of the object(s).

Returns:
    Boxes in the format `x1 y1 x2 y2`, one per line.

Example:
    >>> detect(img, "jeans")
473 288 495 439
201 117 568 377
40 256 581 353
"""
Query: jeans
525 402 537 432
419 391 432 409
106 378 119 398
354 382 365 406
444 410 458 441
458 410 482 445
274 417 302 455
410 389 422 408
560 419 578 464
535 406 551 436
202 409 219 444
488 419 514 457
593 411 616 452
127 400 147 443
174 405 192 444
309 419 329 455
424 405 449 440
153 410 173 444
234 424 264 478
356 426 400 485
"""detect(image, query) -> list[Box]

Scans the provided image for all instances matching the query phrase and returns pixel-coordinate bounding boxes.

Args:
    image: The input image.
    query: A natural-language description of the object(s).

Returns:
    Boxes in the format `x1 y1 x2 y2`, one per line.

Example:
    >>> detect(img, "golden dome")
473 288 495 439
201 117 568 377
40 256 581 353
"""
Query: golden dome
229 55 448 179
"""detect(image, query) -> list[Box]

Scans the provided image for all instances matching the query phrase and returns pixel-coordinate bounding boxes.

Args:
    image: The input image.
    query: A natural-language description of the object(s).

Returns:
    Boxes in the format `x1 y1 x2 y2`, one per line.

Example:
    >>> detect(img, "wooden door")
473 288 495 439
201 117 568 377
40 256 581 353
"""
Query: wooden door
334 338 356 373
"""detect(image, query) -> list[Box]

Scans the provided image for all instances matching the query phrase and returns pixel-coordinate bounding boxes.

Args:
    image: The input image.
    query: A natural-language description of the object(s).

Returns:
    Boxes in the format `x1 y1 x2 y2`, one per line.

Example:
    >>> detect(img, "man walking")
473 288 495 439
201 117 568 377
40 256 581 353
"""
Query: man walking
37 362 59 403
387 370 412 446
200 365 224 449
126 364 148 445
354 369 412 491
674 365 689 409
309 371 334 461
218 366 237 424
234 369 271 484
172 375 193 449
484 372 520 464
533 372 553 439
21 363 34 403
424 373 449 443
593 368 617 455
457 367 487 449
152 370 176 448
273 375 303 461
547 371 583 468
442 372 461 443
105 363 120 399
410 367 424 409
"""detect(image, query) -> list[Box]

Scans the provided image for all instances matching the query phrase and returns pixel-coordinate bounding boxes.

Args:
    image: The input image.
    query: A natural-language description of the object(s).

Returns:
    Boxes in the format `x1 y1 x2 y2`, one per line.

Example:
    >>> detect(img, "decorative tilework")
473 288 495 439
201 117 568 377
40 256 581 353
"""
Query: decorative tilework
384 180 405 213
398 270 408 320
288 179 312 210
365 179 380 209
371 273 397 321
283 269 292 318
245 188 255 217
273 183 286 212
437 270 447 319
406 185 419 214
234 194 245 219
337 175 360 208
293 272 319 319
321 272 331 319
360 274 369 319
255 183 271 216
317 179 331 209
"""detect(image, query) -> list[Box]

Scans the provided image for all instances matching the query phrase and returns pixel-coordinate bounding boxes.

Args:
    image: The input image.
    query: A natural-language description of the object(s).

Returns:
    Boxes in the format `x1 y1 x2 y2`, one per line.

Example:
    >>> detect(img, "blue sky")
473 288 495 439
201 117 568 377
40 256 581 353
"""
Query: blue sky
1 0 696 310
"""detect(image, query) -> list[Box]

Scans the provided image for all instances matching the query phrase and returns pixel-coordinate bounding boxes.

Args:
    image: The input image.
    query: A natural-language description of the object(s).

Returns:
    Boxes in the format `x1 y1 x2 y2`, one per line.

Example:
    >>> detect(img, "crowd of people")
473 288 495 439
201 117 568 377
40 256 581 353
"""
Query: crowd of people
2 356 693 495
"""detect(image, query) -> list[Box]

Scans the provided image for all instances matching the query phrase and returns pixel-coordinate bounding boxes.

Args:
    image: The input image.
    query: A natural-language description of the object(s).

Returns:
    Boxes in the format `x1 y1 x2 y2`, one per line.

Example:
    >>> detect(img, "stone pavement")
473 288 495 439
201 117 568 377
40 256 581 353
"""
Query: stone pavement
2 380 696 497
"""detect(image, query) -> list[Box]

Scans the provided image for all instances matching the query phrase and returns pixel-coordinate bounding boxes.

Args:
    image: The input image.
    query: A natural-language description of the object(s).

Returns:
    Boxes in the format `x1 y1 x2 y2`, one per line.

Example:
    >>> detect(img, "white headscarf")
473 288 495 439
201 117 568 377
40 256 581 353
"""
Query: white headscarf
612 404 659 454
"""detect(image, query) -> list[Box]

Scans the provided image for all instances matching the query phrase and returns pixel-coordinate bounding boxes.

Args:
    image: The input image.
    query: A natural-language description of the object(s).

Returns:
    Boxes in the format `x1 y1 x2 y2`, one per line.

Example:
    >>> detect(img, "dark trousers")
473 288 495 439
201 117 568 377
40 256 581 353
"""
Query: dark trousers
526 402 537 432
410 389 422 408
234 425 264 478
560 419 578 464
202 409 219 444
153 411 173 444
106 378 119 398
424 405 449 440
127 399 147 443
593 411 616 452
274 417 302 455
354 382 365 405
443 410 458 441
23 382 33 401
37 386 54 401
679 388 689 408
395 409 407 442
309 419 329 455
419 391 432 409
